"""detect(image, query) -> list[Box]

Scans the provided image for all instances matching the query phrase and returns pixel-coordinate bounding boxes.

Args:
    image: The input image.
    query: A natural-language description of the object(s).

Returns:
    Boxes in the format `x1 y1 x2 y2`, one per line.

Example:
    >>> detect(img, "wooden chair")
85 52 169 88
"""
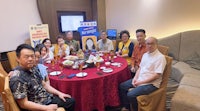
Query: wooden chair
112 40 117 51
158 45 169 55
131 56 172 111
0 67 65 111
0 62 7 75
0 71 20 111
7 51 18 69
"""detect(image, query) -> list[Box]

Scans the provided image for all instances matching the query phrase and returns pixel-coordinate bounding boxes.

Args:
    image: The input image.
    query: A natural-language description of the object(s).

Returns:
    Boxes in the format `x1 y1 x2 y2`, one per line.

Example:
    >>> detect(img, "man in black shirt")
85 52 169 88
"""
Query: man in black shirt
9 44 75 111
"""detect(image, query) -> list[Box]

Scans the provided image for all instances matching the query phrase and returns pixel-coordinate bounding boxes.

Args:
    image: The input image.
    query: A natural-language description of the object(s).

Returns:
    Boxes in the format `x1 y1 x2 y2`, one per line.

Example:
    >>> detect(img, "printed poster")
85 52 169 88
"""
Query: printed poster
78 21 98 50
29 24 50 47
82 36 97 51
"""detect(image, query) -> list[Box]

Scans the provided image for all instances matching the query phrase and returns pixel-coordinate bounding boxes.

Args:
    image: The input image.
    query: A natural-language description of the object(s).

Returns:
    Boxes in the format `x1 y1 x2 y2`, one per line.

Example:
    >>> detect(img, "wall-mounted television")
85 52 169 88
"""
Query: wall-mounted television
107 29 117 40
57 11 86 33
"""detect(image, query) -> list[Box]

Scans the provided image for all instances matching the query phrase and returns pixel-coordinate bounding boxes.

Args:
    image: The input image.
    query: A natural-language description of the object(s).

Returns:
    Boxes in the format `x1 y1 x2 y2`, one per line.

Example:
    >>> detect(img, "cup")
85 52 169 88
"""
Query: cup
105 62 111 67
95 62 100 71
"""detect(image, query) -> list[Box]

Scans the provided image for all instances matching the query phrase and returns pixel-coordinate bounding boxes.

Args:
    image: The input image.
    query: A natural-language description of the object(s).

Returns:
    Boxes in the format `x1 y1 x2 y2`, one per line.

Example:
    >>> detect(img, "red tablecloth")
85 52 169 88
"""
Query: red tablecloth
46 57 131 111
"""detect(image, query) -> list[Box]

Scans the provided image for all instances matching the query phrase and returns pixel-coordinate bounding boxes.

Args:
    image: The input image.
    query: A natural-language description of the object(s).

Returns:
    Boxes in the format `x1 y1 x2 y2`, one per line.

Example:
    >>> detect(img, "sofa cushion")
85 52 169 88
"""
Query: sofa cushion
179 30 200 61
158 33 181 60
171 62 191 82
171 85 200 111
184 52 200 70
172 60 178 65
180 72 200 88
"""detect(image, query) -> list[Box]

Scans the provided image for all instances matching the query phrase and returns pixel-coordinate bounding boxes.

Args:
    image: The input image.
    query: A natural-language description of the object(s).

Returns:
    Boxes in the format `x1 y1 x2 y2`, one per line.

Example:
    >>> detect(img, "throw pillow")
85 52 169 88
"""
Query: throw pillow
183 52 200 70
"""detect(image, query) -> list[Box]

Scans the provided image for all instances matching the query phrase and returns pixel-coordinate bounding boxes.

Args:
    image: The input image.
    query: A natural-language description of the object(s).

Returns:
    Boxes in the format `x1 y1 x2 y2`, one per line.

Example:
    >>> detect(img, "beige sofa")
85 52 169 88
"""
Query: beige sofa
158 30 200 111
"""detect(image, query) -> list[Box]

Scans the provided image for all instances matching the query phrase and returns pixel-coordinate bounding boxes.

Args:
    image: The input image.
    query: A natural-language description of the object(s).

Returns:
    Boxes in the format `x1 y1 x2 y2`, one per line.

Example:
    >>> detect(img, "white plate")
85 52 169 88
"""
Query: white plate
103 68 113 73
49 71 61 76
111 62 120 66
62 60 74 66
100 66 106 70
76 72 88 77
46 60 51 64
63 55 78 60
99 53 103 56
95 58 104 63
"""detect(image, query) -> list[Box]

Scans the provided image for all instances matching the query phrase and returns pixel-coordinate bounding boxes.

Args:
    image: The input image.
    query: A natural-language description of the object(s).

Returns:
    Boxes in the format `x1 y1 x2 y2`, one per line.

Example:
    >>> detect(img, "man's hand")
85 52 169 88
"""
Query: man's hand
132 78 137 87
131 67 136 73
58 93 71 102
61 45 66 51
8 71 14 77
134 81 142 87
131 66 139 73
69 45 74 51
45 104 58 111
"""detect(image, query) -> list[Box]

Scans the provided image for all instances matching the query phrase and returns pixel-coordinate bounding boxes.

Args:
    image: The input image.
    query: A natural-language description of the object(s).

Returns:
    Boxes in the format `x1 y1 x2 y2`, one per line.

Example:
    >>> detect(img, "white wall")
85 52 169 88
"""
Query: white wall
106 0 200 38
0 0 42 52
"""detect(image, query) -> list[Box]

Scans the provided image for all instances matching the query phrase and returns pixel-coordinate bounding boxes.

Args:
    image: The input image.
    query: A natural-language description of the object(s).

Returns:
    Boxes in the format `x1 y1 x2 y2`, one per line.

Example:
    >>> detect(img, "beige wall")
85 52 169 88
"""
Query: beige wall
106 0 200 38
0 0 42 52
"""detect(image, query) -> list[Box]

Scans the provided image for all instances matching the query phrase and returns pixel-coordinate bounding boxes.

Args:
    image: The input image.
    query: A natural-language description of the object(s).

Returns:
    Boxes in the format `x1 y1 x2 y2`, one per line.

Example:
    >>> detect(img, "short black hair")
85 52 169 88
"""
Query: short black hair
42 38 51 44
100 30 107 34
16 44 35 57
35 44 47 54
119 30 130 39
56 35 64 43
136 29 146 34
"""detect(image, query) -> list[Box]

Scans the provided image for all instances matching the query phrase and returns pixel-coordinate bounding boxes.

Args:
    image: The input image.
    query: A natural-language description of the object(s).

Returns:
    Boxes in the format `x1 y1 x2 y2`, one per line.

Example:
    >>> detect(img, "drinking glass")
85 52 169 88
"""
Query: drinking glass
95 61 100 71
110 50 115 62
57 55 60 62
51 59 55 67
104 51 109 61
54 55 58 64
59 63 64 74
78 62 84 75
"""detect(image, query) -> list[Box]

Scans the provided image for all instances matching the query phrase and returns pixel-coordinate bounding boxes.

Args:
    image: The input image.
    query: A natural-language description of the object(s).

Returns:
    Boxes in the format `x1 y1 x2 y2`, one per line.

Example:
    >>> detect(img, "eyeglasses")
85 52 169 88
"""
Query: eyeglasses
146 42 156 45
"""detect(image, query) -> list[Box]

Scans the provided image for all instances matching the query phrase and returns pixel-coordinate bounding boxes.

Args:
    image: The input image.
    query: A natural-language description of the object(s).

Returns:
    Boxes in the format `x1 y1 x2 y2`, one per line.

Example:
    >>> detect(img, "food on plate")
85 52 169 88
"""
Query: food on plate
62 60 74 67
77 50 84 59
64 55 78 61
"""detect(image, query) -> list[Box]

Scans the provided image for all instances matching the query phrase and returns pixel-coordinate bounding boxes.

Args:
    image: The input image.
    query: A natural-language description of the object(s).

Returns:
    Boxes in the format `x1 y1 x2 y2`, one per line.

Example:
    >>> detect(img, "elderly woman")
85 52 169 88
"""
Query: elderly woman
97 30 114 52
116 30 134 65
54 35 70 57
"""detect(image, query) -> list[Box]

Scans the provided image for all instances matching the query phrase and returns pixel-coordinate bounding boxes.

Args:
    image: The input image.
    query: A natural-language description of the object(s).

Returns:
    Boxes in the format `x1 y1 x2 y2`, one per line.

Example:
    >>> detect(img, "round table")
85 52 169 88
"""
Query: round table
46 57 131 111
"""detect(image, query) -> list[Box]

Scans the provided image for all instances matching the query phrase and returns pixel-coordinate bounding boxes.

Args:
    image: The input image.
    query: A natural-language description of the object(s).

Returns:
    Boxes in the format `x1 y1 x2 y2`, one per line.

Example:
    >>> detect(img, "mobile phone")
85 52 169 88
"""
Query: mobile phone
67 74 76 79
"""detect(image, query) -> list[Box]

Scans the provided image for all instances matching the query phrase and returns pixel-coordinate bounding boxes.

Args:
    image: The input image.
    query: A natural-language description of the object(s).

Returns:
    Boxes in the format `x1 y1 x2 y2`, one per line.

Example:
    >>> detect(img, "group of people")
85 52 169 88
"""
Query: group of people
9 29 167 111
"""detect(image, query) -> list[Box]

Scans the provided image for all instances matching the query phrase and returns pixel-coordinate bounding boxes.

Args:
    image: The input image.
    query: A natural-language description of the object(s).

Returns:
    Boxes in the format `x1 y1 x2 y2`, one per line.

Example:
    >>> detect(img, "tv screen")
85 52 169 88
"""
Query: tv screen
61 15 84 32
107 29 117 37
57 11 86 32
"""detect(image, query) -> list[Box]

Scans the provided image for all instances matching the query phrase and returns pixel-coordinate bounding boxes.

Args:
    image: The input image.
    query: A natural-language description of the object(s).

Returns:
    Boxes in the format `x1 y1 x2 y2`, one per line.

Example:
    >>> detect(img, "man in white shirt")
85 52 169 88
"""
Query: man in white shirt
119 37 166 111
97 31 114 52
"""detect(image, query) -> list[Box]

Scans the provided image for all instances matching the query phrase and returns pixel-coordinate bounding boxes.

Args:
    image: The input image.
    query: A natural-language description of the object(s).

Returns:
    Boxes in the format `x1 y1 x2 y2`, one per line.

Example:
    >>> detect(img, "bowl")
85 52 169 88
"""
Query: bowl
86 60 95 68
62 60 74 68
105 62 111 66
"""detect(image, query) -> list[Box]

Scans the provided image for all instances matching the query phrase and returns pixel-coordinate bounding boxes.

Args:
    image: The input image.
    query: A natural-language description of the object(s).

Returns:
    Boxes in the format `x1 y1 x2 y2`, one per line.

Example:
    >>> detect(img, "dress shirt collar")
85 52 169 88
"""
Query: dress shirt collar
139 42 146 48
148 49 159 56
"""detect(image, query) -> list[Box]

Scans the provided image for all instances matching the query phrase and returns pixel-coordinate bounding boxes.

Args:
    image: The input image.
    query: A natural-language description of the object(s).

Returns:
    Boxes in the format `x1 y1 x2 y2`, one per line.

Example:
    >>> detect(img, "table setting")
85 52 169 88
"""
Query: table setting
45 50 131 111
